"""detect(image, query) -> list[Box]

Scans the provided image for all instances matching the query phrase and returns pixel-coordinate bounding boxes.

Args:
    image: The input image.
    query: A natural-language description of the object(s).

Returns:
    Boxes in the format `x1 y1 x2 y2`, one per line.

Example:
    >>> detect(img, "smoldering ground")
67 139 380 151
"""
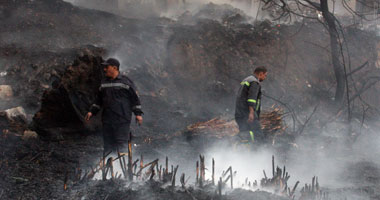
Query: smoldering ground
86 118 378 200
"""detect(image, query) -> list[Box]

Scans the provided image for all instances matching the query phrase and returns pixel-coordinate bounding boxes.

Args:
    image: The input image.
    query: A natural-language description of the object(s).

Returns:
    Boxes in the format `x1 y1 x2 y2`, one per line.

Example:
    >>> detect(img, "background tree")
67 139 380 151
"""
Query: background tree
260 0 379 115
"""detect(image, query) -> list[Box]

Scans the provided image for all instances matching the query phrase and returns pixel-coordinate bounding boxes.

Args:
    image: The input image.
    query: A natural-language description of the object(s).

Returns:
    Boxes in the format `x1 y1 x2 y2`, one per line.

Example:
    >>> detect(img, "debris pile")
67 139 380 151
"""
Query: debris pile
0 106 28 134
183 107 285 140
186 118 239 138
261 107 285 135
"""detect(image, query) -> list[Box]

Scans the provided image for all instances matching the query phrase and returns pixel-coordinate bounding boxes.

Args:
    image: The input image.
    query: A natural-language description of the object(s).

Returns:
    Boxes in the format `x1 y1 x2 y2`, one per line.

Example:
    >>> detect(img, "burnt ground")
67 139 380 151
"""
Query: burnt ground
0 127 293 200
1 0 380 199
1 125 380 200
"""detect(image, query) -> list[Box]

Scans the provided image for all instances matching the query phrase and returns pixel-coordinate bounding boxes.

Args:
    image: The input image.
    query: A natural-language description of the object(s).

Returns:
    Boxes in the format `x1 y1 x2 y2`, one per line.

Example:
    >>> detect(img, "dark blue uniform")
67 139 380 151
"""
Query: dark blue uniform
235 75 263 143
90 74 143 153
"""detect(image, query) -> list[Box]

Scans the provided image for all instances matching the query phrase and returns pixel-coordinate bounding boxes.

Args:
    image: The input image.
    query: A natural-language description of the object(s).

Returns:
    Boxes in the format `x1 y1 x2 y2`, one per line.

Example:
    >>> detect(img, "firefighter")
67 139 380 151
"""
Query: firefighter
235 66 267 144
85 58 143 154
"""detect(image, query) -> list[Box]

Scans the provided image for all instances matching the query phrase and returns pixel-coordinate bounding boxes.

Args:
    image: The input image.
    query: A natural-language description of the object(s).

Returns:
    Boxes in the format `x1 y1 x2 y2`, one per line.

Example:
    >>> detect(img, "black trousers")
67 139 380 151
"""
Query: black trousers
235 117 264 143
102 122 131 154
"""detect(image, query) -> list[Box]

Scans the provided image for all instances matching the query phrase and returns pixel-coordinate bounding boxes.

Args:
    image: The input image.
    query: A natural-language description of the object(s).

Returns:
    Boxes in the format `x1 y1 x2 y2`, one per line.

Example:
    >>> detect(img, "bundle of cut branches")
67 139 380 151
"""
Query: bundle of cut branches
186 118 239 138
185 106 285 138
260 106 286 136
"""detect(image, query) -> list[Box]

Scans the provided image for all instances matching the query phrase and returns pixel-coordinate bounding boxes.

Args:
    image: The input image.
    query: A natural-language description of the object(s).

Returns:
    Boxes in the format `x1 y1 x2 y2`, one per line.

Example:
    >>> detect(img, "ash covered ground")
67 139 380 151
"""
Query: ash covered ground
0 0 380 199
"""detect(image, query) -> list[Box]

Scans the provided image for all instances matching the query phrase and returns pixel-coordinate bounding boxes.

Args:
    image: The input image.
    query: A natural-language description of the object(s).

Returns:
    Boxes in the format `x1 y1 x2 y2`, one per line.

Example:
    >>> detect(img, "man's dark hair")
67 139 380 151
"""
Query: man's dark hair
254 66 267 74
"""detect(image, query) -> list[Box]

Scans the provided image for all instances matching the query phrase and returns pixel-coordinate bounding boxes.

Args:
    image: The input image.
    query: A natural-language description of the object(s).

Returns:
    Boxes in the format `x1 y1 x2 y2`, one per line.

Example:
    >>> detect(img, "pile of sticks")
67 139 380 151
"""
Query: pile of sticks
260 107 285 135
184 107 285 139
138 107 286 146
186 118 239 138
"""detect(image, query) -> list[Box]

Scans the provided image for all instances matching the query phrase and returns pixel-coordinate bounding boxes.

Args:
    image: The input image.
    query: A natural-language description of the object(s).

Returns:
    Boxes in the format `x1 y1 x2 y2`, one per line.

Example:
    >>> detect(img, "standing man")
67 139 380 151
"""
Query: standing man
235 66 267 144
85 58 143 154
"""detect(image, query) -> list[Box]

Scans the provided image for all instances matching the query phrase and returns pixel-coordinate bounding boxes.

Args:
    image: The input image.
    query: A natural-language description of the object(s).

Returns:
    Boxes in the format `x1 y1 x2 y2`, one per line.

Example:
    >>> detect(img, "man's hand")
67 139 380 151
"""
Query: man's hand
136 115 143 126
247 106 255 123
85 112 92 121
248 112 254 123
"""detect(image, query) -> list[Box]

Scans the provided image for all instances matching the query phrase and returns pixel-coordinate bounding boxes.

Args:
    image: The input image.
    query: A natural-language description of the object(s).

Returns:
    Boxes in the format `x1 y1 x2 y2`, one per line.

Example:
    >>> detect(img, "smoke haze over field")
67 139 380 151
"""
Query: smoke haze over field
63 0 264 19
62 0 365 23
1 0 380 199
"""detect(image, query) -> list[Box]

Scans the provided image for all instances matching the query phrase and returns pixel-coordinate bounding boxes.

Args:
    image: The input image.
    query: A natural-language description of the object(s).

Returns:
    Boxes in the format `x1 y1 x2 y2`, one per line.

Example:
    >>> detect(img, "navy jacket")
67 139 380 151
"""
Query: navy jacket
235 75 262 120
90 74 143 124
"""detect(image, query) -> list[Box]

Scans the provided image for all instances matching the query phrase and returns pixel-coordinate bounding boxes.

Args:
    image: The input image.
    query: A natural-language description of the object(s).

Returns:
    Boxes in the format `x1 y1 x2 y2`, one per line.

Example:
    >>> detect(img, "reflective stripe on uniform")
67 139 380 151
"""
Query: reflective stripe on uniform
247 99 256 103
241 81 250 87
256 99 260 111
133 105 142 109
91 104 101 109
100 83 130 90
249 131 254 143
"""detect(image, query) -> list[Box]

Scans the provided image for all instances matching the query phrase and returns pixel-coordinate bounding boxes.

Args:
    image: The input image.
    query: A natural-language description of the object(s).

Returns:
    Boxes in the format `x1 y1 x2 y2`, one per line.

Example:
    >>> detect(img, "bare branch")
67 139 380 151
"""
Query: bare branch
303 0 321 10
298 104 319 135
347 61 369 77
349 78 380 103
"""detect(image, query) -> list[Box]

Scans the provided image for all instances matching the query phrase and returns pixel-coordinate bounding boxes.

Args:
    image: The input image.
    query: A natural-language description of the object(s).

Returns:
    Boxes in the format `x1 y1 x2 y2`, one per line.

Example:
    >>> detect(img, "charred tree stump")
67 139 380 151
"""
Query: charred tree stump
127 135 133 181
199 155 205 187
117 149 127 179
171 165 179 187
196 161 199 185
102 152 107 180
212 158 215 185
218 177 223 199
180 173 185 188
166 156 169 175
